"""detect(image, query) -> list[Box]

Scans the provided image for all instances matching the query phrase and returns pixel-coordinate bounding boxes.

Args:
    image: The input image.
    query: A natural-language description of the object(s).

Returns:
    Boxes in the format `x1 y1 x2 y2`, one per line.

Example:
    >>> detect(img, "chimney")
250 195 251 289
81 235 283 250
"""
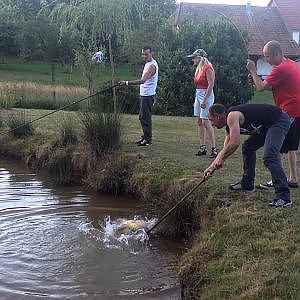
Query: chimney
246 1 252 14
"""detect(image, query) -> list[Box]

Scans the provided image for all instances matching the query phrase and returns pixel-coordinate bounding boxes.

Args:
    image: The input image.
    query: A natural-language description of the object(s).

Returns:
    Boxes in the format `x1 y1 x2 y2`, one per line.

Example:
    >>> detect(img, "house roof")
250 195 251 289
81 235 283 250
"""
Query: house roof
174 2 300 57
268 0 300 30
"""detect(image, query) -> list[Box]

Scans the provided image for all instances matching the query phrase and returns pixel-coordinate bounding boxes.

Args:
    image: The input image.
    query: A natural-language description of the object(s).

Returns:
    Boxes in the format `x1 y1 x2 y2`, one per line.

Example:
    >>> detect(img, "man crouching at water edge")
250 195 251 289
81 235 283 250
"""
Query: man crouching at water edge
203 103 292 207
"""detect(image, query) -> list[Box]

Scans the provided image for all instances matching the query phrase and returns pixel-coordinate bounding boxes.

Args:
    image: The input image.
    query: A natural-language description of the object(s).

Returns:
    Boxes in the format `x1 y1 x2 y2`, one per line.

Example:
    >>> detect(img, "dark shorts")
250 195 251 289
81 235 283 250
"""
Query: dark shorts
280 117 300 153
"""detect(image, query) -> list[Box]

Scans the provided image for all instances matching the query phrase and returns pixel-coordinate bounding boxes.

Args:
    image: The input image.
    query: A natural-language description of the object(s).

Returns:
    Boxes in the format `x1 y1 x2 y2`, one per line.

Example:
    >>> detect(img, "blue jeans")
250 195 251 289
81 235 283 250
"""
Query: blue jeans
241 112 291 200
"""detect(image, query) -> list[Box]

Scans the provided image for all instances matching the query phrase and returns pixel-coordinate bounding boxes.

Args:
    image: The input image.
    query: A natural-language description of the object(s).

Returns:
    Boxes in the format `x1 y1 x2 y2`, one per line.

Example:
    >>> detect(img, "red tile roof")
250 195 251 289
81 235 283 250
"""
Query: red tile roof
175 2 300 57
268 0 300 30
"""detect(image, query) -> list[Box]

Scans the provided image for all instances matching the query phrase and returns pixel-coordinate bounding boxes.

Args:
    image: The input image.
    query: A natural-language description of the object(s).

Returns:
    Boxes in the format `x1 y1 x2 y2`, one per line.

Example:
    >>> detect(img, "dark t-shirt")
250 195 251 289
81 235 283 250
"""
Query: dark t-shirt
226 104 282 135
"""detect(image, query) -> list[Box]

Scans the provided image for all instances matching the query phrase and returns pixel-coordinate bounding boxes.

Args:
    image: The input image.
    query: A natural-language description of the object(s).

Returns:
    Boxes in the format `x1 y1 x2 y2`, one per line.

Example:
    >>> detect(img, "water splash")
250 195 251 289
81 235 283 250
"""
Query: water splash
78 216 157 254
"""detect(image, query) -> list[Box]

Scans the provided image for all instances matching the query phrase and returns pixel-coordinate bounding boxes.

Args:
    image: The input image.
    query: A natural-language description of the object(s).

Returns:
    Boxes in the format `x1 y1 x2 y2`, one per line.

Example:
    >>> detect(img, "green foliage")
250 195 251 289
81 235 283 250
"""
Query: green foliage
6 110 34 138
155 48 195 116
122 0 176 66
88 155 138 194
157 20 254 115
48 147 73 184
80 112 122 156
74 47 100 94
0 21 19 57
89 81 139 114
55 115 78 147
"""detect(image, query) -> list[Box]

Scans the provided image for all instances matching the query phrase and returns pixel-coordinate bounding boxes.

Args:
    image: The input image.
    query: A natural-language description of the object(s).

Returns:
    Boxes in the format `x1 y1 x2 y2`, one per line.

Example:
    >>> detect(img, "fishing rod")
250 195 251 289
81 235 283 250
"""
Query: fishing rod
8 83 119 134
203 6 253 82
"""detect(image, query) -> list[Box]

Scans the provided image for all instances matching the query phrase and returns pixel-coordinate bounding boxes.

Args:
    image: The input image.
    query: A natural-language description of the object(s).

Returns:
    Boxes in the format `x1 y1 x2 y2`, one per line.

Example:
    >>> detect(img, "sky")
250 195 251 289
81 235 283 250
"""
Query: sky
179 0 270 6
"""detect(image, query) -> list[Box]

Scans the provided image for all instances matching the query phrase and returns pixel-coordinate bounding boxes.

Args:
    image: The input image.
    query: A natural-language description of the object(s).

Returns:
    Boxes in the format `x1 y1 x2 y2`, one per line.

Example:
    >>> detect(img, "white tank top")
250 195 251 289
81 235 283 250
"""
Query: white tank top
140 59 158 96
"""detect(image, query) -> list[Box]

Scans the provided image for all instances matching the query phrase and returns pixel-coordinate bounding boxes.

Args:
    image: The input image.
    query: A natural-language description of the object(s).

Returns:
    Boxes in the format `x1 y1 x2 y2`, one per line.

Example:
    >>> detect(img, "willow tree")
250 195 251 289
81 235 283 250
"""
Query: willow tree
48 0 136 112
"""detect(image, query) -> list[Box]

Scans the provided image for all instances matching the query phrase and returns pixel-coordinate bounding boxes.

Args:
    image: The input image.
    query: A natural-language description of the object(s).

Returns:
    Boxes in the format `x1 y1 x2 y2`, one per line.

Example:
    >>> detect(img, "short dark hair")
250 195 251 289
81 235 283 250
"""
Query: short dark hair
142 46 152 52
209 103 227 115
266 40 283 56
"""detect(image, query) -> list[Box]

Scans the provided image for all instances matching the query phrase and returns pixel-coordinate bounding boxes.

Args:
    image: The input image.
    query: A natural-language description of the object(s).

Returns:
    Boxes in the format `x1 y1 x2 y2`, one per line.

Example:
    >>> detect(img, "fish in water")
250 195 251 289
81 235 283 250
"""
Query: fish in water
115 219 148 235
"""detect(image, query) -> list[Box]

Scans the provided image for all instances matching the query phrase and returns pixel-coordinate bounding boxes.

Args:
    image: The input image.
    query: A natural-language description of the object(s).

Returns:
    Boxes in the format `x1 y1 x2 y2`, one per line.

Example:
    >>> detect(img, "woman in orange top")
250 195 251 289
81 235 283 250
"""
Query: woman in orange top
187 49 217 157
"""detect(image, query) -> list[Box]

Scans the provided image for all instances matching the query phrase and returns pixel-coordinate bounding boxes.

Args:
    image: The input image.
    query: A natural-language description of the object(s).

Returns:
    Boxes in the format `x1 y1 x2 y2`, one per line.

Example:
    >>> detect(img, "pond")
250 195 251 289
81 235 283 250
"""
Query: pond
0 159 181 299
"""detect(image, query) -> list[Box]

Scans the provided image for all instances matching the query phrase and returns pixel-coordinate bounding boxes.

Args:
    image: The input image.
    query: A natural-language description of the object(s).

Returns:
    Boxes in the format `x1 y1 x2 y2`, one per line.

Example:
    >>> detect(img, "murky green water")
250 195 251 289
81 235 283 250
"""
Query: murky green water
0 159 181 299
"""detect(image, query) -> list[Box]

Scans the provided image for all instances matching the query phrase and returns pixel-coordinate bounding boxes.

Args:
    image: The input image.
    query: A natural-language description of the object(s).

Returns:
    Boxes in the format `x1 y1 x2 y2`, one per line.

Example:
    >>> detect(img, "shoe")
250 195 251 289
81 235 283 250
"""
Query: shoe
137 139 152 146
260 180 299 189
288 181 298 188
136 136 144 144
268 198 292 207
229 181 255 192
259 180 274 190
209 147 218 158
195 145 207 156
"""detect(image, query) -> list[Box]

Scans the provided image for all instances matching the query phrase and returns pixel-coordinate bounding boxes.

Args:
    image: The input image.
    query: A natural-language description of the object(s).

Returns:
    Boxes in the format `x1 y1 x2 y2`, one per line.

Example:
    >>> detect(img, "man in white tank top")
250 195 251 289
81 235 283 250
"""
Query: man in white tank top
119 46 158 146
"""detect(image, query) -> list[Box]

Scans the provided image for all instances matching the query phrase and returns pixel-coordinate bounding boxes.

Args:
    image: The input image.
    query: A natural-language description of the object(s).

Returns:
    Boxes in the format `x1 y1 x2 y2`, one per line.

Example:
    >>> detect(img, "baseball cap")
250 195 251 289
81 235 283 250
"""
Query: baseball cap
187 49 207 58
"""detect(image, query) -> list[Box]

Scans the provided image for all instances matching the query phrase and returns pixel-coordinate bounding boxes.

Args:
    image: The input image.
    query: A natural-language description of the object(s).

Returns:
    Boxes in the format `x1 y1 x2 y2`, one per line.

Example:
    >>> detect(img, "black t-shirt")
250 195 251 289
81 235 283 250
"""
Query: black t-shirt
226 104 282 135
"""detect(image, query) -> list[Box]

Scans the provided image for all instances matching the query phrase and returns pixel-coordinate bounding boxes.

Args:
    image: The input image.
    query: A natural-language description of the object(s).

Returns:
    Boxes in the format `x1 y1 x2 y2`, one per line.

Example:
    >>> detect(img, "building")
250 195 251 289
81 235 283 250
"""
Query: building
268 0 300 45
175 2 300 77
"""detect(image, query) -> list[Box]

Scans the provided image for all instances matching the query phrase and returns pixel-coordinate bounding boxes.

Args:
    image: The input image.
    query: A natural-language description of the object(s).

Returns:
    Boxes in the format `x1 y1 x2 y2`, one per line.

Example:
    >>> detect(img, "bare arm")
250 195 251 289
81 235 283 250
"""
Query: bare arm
217 112 241 160
246 59 272 91
203 111 241 179
119 65 156 86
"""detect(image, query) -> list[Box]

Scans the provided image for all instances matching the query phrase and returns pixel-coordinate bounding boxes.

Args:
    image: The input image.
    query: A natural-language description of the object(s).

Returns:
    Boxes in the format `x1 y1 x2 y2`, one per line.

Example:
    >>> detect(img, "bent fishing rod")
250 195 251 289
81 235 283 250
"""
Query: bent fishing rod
8 83 119 133
147 178 206 235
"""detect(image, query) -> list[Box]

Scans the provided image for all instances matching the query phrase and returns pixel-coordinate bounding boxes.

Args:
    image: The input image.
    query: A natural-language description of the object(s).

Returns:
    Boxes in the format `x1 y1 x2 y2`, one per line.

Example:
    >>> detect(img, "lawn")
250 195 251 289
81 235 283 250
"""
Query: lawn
0 59 299 299
0 106 299 298
250 89 274 105
0 107 299 299
0 58 274 105
0 58 136 87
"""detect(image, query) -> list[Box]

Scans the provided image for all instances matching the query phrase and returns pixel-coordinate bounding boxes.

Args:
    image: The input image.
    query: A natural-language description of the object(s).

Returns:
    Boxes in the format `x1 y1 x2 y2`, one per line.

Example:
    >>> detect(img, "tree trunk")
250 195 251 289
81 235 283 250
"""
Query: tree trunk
51 62 56 101
108 34 117 113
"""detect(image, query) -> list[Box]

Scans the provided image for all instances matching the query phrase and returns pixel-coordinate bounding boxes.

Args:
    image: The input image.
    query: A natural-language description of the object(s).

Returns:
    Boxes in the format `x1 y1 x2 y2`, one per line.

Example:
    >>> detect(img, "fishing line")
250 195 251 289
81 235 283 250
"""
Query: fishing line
200 6 250 59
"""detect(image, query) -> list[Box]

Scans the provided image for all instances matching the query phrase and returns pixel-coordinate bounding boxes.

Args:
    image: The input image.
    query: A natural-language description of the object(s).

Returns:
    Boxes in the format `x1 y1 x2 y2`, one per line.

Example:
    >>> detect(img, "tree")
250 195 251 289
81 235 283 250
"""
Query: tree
156 19 253 116
121 0 176 66
0 21 19 58
50 0 136 110
75 46 101 96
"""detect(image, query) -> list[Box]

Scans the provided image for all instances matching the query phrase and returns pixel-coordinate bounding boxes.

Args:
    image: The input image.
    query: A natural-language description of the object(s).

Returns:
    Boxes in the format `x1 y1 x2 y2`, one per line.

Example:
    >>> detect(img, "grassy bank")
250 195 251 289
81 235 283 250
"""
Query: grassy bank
0 108 299 299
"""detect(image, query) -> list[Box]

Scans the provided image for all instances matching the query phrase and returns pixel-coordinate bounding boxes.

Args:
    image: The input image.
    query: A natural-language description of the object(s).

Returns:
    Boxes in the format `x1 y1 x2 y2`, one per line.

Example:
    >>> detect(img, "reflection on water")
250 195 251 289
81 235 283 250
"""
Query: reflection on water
0 159 181 299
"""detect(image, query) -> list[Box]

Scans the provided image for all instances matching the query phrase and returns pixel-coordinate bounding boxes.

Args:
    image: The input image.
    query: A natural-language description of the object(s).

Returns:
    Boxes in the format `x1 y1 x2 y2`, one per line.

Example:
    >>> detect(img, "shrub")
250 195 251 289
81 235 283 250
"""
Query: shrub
156 19 254 115
55 115 79 147
48 147 73 184
6 110 34 138
80 112 121 156
86 81 139 115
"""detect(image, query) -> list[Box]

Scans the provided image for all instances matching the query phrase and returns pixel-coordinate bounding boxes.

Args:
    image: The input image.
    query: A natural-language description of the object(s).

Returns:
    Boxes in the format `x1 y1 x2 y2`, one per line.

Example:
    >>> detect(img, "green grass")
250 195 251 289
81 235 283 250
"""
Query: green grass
0 67 298 298
10 108 297 299
250 90 274 105
0 58 136 87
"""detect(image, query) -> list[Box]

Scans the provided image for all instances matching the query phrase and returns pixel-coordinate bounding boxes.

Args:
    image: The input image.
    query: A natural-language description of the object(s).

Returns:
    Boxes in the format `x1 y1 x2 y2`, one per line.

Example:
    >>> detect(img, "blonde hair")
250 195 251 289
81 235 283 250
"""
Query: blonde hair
195 57 212 77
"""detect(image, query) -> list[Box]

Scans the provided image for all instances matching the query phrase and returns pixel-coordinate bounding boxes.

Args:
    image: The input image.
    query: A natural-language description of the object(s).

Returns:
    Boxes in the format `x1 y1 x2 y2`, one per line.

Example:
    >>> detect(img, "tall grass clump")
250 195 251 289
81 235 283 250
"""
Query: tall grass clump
55 115 79 147
81 112 121 156
6 110 34 138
